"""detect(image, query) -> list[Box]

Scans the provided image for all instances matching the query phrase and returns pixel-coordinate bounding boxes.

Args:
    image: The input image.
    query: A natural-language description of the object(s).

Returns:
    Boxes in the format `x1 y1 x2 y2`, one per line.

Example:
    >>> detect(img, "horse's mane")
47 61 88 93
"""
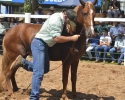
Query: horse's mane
74 5 81 13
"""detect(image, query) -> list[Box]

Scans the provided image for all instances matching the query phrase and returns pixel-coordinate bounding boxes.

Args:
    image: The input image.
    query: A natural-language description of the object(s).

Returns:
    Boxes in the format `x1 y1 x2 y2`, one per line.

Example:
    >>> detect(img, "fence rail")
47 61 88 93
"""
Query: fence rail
0 13 125 65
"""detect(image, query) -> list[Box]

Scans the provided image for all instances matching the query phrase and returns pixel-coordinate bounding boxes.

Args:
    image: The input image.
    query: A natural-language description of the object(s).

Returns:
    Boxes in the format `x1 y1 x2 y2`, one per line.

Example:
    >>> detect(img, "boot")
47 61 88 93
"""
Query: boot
10 55 23 70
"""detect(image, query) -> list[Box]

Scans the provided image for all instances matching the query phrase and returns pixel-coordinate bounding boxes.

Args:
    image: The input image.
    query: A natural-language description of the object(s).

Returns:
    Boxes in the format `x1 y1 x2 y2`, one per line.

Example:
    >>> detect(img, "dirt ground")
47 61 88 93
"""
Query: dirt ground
0 55 125 100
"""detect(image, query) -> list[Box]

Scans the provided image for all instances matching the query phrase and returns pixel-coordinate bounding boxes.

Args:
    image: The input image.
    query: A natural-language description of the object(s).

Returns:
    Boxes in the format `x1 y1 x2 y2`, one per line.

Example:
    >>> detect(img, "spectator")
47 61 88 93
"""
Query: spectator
0 16 9 34
107 0 120 18
109 31 125 64
119 10 125 27
86 28 100 60
33 8 39 23
119 10 125 18
37 18 44 24
38 6 44 15
97 21 108 35
17 17 24 24
109 22 122 46
95 28 111 64
47 6 55 15
10 17 17 28
6 17 11 23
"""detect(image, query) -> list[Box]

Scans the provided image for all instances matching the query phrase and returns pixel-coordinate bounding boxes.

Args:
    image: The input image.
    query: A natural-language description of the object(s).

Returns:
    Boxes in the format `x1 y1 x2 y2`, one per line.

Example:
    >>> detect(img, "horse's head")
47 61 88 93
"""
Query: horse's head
75 0 97 36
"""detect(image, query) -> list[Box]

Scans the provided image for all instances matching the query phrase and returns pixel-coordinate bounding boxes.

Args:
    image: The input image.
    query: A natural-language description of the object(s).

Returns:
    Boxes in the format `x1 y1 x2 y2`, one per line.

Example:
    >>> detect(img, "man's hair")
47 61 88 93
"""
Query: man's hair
65 9 77 22
102 28 108 33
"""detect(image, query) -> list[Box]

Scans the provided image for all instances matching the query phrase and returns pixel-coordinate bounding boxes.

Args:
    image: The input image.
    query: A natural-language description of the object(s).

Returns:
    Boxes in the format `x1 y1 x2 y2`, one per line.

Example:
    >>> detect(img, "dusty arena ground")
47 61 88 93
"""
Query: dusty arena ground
0 55 125 100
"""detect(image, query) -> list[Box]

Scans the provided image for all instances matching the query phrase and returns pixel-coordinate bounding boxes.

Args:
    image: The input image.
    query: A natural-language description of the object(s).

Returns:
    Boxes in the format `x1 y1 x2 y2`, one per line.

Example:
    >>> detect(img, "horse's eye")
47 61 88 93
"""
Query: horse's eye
82 12 87 16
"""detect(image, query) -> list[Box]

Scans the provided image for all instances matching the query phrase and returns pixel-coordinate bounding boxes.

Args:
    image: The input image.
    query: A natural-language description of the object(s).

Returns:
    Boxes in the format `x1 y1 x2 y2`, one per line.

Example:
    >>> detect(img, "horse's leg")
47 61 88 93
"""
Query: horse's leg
71 60 79 98
10 47 27 92
4 67 14 96
62 63 70 100
11 69 19 92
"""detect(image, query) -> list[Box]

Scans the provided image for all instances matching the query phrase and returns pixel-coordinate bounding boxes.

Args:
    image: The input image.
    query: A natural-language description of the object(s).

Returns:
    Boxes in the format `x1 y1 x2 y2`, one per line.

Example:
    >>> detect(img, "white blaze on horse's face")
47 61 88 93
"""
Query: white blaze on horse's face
85 3 94 37
90 9 94 36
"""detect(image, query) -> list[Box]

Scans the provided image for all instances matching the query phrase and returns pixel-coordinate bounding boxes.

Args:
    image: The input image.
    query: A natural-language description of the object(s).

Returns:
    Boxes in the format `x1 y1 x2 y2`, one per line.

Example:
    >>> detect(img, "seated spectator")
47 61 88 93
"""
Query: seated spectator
102 11 107 18
0 16 9 34
33 8 39 23
119 10 125 27
97 21 108 35
107 0 120 18
86 28 100 60
47 6 55 15
36 18 44 24
17 17 24 24
119 10 125 18
95 28 111 64
109 31 125 64
10 17 17 28
109 22 122 46
38 6 44 15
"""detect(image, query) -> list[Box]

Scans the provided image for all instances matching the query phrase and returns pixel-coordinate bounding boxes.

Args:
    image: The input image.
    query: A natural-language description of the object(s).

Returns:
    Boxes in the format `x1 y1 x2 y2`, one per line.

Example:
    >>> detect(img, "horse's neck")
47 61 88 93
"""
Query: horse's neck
76 22 86 49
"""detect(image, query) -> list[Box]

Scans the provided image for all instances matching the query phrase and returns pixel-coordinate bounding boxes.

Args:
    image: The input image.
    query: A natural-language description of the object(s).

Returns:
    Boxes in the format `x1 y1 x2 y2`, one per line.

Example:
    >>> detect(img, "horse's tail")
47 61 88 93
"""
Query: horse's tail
0 38 10 92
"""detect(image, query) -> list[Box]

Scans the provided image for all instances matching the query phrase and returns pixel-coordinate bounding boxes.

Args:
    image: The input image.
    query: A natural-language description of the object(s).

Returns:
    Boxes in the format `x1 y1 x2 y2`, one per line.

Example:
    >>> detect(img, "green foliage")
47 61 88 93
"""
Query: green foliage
24 0 32 13
23 0 45 13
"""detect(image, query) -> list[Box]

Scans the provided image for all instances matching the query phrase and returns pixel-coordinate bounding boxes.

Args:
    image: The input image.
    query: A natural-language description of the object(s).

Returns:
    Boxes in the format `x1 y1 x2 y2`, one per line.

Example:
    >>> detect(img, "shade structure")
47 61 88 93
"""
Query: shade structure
57 0 94 6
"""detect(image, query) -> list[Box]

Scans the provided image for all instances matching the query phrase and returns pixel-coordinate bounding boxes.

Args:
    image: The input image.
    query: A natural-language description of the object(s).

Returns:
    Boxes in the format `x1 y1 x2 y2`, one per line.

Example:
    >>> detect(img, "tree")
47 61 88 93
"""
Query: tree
24 0 31 13
24 0 44 13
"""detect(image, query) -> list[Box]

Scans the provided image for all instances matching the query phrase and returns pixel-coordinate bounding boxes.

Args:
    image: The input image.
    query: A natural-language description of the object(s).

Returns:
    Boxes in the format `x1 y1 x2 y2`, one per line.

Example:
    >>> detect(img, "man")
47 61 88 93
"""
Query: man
95 28 111 64
47 6 55 15
109 22 122 46
0 16 9 34
86 28 100 60
38 6 44 15
109 31 125 64
97 21 108 35
107 0 120 18
10 9 80 100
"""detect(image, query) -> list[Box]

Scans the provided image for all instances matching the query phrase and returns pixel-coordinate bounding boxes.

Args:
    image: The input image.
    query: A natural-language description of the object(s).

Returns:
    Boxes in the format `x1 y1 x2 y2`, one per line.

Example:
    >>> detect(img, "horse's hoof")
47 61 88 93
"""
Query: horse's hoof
62 94 69 100
10 94 16 99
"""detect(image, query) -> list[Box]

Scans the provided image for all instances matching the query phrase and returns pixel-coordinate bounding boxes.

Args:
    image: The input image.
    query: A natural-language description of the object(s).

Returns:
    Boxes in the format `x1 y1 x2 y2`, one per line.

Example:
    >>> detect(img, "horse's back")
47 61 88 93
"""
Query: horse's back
3 23 42 57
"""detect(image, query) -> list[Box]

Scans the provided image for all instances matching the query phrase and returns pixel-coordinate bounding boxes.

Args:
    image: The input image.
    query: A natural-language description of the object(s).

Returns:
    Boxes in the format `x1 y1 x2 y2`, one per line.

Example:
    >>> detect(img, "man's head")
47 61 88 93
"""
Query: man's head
113 22 119 27
94 28 99 36
102 28 108 36
63 9 77 26
49 6 55 15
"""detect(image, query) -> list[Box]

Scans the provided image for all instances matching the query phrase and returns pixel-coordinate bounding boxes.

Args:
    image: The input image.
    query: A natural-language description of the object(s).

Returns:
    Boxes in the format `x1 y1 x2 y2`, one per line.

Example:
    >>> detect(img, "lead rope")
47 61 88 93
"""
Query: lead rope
22 29 84 94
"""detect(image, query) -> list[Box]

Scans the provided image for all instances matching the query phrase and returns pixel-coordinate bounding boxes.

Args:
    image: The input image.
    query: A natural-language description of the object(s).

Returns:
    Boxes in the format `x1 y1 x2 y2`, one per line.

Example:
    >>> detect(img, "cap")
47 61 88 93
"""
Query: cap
39 6 43 9
65 9 77 26
49 6 54 11
18 17 24 22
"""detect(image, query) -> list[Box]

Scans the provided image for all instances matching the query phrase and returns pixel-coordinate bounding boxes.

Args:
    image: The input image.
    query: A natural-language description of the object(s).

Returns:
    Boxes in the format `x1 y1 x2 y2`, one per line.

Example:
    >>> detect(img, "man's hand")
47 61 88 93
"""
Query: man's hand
71 35 80 42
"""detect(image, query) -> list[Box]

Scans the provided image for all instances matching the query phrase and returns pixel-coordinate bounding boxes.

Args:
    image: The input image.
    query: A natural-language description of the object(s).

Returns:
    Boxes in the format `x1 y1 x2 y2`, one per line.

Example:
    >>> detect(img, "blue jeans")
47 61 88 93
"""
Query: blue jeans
22 38 49 100
109 47 117 61
118 48 125 64
95 45 110 61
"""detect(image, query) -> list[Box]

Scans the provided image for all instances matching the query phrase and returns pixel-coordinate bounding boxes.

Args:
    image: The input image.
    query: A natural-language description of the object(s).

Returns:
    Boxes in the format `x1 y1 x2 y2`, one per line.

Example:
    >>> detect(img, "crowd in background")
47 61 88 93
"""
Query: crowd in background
0 2 125 65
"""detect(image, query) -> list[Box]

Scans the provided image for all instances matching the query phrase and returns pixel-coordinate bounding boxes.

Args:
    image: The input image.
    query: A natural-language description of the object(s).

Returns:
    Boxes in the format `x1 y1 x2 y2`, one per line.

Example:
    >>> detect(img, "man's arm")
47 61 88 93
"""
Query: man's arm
53 35 80 43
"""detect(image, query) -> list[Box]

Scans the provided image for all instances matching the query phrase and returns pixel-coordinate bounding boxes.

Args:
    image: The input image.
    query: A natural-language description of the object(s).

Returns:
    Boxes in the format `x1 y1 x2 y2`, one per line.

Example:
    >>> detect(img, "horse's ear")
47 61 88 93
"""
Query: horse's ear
79 0 85 7
92 0 97 5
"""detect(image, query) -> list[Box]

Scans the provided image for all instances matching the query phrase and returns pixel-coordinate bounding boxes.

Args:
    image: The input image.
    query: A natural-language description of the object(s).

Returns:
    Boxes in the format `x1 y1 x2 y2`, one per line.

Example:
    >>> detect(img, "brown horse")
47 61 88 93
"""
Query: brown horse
0 0 97 99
